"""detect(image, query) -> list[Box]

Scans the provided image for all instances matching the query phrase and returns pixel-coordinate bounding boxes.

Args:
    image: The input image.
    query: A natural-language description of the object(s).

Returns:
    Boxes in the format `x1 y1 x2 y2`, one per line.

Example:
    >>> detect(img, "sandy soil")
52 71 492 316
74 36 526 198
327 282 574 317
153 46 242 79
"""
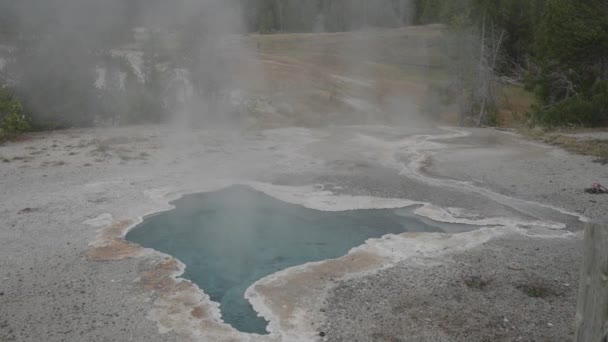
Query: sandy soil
0 124 605 342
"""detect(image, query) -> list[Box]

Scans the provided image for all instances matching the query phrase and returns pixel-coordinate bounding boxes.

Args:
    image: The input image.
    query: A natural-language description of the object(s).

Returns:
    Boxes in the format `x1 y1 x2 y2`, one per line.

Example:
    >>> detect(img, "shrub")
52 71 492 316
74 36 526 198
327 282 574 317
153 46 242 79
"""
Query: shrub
528 80 608 127
0 87 31 140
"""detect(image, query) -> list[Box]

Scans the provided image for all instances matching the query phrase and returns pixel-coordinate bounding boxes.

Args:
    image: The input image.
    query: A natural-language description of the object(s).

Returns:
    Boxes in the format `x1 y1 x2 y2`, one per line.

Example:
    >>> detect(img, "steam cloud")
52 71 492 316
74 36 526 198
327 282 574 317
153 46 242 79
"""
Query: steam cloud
0 0 249 128
0 0 421 129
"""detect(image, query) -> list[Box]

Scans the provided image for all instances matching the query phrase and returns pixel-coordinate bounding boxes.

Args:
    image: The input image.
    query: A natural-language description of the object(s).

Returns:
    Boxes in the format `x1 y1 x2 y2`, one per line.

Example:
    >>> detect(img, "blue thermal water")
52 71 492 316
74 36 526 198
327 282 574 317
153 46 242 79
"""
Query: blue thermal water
126 185 443 334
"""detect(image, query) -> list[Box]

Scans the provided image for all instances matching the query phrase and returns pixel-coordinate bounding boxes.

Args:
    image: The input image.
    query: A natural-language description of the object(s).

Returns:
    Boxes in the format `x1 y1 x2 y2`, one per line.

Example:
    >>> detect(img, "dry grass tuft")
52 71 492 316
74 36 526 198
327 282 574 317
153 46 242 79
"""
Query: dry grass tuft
464 274 494 290
519 127 608 160
517 278 559 299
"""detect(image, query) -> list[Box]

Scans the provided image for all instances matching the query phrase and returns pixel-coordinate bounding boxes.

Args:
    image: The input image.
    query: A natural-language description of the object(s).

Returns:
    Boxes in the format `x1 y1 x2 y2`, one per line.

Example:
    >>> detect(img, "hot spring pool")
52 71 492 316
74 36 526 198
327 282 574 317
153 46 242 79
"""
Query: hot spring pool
127 185 444 334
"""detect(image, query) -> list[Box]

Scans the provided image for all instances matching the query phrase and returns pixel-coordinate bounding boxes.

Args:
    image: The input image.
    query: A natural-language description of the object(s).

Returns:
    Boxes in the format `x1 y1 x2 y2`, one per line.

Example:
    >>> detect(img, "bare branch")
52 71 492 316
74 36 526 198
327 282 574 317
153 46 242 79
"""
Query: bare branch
550 70 578 97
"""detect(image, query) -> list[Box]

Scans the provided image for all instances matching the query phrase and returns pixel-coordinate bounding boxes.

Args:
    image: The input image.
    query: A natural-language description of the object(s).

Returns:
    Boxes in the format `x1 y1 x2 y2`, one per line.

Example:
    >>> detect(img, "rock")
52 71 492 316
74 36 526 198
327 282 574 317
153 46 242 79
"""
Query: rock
319 331 326 337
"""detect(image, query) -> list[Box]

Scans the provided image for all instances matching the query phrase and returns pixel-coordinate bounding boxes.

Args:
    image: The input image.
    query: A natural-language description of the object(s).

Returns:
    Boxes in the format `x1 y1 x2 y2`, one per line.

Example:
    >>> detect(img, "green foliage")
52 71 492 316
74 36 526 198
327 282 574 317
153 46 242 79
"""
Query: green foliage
244 0 410 33
529 81 608 127
526 0 608 126
0 88 30 140
536 0 608 73
418 0 608 127
414 0 545 66
415 0 473 26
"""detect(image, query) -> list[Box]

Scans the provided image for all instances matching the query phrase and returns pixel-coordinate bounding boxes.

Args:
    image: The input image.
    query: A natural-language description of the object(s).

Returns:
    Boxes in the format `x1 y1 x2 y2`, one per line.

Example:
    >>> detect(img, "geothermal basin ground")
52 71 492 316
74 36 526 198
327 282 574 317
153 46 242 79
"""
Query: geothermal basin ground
1 124 607 342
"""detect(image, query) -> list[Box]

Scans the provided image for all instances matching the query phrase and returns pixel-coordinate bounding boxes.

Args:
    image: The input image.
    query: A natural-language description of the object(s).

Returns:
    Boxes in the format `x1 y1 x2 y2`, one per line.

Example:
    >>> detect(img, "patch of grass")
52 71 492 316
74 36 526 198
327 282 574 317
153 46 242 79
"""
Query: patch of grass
41 160 67 167
464 274 494 290
542 136 608 160
77 139 94 148
92 141 112 155
517 278 558 298
118 154 135 162
91 137 144 162
496 85 536 127
391 299 415 314
520 127 608 160
103 136 131 145
519 126 547 139
12 155 33 162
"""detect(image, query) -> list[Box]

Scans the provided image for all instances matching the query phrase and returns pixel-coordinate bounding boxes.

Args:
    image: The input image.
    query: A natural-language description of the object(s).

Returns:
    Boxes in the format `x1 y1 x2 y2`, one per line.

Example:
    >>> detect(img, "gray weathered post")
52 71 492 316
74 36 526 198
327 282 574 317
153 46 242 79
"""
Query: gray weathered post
575 223 608 342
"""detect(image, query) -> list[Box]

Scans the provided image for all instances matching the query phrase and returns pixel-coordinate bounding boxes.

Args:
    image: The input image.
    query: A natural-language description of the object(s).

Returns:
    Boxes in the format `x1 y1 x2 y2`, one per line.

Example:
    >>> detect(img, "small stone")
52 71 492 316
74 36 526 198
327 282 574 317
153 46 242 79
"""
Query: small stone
547 323 554 328
0 291 4 296
319 332 326 337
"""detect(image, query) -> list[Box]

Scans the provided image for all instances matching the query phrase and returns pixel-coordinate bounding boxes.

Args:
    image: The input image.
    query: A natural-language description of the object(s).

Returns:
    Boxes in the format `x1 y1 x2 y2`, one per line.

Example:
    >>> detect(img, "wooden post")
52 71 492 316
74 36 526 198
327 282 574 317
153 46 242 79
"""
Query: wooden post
575 223 608 342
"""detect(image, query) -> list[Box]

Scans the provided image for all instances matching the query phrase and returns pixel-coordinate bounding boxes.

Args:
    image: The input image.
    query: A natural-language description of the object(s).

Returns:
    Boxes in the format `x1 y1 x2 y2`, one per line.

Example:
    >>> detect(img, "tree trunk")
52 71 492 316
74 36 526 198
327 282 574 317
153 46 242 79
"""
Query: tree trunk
476 13 487 127
364 0 369 27
275 0 283 32
574 223 608 342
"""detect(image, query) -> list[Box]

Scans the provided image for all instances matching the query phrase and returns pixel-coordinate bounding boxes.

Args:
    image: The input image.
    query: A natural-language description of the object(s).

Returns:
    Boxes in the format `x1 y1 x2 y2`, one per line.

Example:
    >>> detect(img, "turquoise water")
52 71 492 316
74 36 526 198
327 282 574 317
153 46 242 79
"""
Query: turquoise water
126 185 443 334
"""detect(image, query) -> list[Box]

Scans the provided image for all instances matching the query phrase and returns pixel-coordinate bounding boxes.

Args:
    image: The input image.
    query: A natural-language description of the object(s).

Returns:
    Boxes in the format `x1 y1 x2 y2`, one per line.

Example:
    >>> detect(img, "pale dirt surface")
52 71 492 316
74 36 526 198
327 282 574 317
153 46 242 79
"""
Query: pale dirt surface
0 124 603 342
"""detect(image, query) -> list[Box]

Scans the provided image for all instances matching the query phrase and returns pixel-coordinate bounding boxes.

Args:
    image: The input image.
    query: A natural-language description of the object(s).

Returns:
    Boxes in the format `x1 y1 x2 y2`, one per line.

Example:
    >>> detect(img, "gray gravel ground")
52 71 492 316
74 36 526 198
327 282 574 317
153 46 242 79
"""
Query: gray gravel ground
320 234 581 342
0 125 605 342
317 127 606 342
427 128 608 222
